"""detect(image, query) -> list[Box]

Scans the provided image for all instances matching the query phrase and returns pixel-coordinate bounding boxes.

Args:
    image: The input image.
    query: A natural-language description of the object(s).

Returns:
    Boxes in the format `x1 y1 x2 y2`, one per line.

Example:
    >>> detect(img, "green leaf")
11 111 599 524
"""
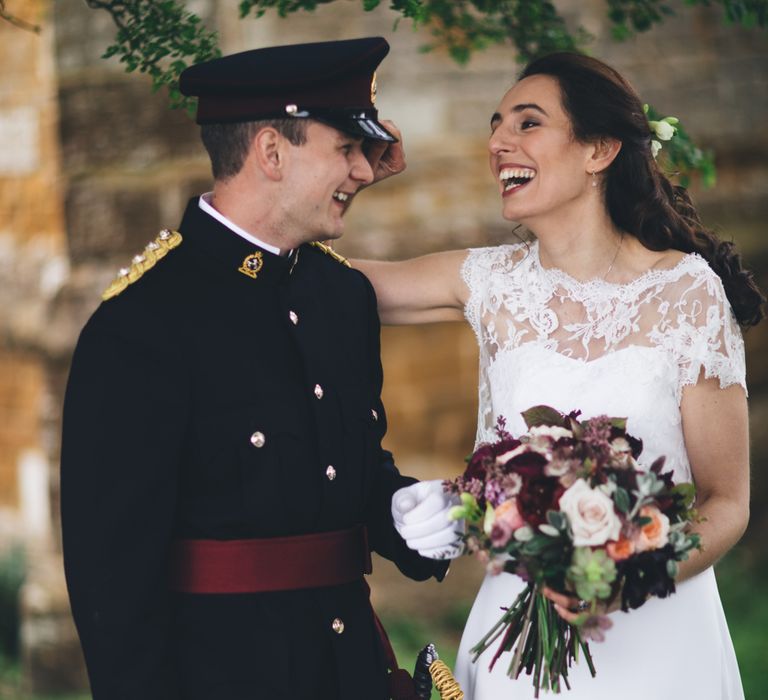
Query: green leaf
614 487 631 513
670 482 697 507
521 405 566 429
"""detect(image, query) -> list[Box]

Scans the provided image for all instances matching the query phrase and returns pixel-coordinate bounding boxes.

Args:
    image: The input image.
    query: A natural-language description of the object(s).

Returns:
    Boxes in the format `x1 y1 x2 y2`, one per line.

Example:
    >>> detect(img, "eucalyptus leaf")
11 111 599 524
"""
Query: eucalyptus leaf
539 524 561 537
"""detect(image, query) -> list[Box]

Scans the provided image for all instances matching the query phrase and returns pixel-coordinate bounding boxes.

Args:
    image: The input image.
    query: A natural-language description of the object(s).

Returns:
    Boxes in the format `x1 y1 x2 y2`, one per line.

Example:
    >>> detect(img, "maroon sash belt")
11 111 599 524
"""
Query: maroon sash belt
167 524 419 699
168 525 372 594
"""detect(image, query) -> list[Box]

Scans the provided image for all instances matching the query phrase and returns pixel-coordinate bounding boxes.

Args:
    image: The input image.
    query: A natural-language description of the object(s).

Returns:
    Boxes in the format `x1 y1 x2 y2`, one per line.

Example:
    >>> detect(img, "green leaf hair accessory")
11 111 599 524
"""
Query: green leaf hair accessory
644 103 679 159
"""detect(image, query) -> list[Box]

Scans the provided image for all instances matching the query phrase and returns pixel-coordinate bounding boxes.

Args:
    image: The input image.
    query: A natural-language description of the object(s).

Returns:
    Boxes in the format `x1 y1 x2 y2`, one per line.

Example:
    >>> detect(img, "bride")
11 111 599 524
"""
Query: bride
356 52 762 699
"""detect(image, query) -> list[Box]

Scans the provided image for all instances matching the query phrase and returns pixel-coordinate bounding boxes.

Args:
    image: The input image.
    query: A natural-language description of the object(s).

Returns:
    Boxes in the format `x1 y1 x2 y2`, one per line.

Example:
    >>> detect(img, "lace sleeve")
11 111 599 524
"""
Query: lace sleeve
460 244 530 446
460 247 485 343
652 258 747 402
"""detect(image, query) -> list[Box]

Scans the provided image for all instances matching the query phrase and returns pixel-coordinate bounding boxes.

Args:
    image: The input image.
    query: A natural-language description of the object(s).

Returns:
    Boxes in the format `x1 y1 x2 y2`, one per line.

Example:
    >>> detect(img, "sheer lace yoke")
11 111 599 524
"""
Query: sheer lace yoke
462 241 746 443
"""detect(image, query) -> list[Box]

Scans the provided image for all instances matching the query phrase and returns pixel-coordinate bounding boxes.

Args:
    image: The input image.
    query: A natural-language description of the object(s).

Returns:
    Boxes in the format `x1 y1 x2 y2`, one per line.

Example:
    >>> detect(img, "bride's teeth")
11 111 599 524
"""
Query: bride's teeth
499 167 536 190
333 191 349 202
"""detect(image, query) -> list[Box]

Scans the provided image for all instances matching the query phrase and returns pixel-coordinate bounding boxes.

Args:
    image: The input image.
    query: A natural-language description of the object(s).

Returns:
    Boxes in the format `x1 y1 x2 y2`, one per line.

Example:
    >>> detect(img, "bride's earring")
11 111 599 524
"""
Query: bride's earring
591 171 598 188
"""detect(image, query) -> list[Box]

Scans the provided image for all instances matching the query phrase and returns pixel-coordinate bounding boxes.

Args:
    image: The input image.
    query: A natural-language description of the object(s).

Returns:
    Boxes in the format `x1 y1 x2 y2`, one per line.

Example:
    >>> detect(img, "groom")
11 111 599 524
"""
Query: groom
61 37 456 700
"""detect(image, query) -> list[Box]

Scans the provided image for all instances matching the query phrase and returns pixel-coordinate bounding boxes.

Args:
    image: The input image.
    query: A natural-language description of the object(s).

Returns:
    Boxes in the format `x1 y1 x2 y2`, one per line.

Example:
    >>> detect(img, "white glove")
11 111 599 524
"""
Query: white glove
391 480 464 560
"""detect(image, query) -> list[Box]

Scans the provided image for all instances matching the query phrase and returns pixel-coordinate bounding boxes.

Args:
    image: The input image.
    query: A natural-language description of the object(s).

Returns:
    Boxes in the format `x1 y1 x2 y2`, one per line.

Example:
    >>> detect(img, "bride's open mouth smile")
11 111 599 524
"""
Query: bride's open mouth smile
499 166 536 197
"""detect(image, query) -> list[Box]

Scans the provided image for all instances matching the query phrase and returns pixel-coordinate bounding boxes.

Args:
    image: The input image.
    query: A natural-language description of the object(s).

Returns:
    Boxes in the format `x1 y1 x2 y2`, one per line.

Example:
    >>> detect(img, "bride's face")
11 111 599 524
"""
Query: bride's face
488 74 596 226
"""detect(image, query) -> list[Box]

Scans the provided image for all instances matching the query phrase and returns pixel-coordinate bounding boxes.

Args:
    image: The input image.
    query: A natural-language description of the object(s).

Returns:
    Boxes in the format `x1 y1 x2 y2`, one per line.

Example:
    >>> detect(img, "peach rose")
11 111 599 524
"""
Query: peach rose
495 499 525 530
490 499 525 548
606 535 636 561
636 505 670 551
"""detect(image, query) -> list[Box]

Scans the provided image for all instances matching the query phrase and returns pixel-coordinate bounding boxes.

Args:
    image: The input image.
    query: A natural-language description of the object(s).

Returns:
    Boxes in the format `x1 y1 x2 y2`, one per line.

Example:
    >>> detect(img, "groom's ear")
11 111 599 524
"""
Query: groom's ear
588 136 622 174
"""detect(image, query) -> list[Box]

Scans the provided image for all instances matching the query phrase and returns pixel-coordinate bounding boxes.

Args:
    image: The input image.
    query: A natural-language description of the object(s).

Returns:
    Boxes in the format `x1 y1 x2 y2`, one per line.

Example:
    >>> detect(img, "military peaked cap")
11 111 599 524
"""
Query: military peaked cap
179 36 396 142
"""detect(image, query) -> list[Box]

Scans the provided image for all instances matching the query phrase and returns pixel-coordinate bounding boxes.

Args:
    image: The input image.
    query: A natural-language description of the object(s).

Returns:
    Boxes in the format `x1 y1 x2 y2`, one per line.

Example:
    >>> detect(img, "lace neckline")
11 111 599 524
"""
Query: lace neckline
529 239 700 293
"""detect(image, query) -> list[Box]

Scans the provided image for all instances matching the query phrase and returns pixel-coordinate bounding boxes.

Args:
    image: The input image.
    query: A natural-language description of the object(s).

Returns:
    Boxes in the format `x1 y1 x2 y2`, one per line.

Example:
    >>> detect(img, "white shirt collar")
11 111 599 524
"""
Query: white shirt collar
198 193 283 256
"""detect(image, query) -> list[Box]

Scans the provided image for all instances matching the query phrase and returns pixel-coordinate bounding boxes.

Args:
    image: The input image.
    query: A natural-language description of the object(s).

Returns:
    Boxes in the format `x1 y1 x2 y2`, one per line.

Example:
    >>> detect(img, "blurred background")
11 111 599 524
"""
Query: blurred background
0 0 766 697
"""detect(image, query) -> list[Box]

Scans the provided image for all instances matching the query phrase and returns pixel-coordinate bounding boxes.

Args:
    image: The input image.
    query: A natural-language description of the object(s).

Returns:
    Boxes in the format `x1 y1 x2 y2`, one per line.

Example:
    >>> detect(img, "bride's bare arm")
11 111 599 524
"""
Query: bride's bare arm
676 379 750 581
352 250 469 325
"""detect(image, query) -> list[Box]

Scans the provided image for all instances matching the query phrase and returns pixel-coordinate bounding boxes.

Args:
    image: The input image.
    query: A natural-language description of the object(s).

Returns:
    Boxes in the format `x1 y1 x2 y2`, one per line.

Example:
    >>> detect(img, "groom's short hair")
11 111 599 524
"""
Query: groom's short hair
200 119 307 181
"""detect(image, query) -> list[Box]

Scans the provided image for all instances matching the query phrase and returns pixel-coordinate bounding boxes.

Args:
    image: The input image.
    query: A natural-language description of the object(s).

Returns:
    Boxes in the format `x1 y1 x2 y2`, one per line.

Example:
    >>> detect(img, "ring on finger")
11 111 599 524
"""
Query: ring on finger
573 599 590 613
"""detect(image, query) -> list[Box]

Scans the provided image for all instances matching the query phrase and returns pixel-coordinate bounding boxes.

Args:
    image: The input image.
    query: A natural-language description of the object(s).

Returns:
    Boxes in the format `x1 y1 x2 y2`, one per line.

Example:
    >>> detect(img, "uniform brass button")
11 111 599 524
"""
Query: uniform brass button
326 465 337 481
250 431 266 448
314 384 324 399
331 617 344 634
371 408 378 421
289 310 298 325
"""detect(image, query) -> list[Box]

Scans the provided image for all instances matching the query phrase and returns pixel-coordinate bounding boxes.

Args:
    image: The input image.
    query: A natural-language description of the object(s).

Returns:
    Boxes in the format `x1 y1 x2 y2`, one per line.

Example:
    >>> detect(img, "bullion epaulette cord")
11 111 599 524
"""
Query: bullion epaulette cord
310 241 351 267
102 229 183 301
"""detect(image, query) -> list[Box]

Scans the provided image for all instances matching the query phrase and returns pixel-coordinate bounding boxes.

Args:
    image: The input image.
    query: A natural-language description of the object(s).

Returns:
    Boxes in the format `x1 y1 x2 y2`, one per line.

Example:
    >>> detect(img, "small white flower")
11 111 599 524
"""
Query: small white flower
528 425 573 441
651 139 663 158
610 438 631 454
650 119 676 141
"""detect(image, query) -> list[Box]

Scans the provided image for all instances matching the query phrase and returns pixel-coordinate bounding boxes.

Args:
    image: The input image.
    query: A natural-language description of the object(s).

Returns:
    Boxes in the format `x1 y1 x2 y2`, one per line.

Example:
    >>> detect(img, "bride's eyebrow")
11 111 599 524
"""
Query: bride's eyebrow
490 102 549 129
513 103 548 116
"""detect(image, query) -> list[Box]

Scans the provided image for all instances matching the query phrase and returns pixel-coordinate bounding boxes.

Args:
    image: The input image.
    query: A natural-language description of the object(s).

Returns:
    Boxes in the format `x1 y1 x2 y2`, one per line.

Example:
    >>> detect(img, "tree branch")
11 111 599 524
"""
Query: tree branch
0 0 41 33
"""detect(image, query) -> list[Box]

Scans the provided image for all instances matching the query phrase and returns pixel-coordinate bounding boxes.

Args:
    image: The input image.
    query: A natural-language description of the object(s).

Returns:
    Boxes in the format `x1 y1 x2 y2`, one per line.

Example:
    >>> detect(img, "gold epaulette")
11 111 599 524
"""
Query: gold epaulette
310 241 351 267
102 228 183 301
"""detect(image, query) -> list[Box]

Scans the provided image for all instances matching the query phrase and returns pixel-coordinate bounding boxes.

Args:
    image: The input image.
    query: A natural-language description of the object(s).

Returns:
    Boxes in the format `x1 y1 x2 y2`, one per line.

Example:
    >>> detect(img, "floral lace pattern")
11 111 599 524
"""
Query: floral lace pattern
461 241 746 447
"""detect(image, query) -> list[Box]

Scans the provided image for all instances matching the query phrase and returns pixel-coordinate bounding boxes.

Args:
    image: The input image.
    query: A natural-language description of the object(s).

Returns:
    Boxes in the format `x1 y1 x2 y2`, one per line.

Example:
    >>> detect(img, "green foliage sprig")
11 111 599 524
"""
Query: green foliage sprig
645 104 716 188
88 0 221 114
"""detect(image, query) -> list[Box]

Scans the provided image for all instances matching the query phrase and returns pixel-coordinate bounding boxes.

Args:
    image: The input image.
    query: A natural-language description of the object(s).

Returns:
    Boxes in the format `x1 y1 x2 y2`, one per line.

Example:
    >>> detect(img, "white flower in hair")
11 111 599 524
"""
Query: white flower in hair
651 119 677 141
643 104 679 159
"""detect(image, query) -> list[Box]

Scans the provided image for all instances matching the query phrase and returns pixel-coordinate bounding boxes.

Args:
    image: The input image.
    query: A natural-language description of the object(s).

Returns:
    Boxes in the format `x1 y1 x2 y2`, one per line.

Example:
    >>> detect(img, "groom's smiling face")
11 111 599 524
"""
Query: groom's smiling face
487 74 597 228
274 121 374 246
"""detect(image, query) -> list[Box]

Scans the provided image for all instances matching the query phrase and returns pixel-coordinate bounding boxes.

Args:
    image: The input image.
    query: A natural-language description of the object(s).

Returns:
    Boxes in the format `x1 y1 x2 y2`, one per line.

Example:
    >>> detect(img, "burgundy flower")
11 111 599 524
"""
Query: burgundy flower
517 474 565 526
505 450 548 477
620 545 677 610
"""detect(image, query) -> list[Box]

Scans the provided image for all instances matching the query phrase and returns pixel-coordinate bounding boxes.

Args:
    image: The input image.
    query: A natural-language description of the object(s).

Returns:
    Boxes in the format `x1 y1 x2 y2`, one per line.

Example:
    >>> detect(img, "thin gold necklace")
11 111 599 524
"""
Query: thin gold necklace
601 232 624 282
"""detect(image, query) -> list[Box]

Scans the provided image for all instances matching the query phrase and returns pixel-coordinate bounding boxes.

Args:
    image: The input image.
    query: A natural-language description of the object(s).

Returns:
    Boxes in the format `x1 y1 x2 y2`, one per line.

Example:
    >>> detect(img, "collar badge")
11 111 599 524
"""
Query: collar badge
239 251 264 279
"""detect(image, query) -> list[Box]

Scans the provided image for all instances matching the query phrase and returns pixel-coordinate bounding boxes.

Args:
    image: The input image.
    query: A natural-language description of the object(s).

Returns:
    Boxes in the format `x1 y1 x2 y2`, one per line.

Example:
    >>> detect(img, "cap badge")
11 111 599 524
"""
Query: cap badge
370 72 377 105
284 104 309 118
239 252 264 279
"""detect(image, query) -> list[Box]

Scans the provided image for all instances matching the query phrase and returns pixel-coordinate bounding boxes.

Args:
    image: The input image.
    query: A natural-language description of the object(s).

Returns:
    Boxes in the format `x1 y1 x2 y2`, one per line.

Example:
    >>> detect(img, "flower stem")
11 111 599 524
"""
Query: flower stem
508 582 539 680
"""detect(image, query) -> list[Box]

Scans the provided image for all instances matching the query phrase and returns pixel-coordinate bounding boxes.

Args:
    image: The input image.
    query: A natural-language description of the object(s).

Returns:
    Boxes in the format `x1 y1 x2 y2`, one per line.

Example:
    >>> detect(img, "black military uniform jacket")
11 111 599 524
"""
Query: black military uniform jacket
61 199 446 700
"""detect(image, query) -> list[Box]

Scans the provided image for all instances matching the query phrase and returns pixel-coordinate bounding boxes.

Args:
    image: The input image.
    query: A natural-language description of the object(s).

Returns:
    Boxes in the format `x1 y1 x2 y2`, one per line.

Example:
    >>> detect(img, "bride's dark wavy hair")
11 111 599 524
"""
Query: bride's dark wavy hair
519 52 765 327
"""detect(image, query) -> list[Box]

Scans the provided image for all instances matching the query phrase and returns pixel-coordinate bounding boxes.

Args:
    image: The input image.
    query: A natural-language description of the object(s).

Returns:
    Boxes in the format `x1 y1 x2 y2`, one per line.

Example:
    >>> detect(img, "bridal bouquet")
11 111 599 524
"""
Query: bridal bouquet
447 405 701 696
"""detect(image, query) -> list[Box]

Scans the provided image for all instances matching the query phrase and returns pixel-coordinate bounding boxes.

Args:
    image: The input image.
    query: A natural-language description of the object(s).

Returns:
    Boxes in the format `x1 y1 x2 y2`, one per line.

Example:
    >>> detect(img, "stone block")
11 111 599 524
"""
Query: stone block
64 171 210 264
59 79 202 173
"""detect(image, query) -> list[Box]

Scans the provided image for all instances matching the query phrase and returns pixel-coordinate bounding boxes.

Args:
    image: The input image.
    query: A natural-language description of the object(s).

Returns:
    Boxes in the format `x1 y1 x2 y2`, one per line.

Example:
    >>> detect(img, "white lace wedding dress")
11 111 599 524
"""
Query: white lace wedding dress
454 241 746 700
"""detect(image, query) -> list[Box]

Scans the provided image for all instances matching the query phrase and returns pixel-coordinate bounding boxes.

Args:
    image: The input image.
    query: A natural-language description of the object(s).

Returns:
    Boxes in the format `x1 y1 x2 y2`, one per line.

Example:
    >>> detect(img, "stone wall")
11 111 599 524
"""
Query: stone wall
0 0 767 693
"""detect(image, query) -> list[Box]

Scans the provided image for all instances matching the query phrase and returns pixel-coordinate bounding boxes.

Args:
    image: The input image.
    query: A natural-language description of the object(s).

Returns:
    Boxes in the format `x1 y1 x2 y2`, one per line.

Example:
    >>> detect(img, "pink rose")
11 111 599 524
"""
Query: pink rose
559 479 621 547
